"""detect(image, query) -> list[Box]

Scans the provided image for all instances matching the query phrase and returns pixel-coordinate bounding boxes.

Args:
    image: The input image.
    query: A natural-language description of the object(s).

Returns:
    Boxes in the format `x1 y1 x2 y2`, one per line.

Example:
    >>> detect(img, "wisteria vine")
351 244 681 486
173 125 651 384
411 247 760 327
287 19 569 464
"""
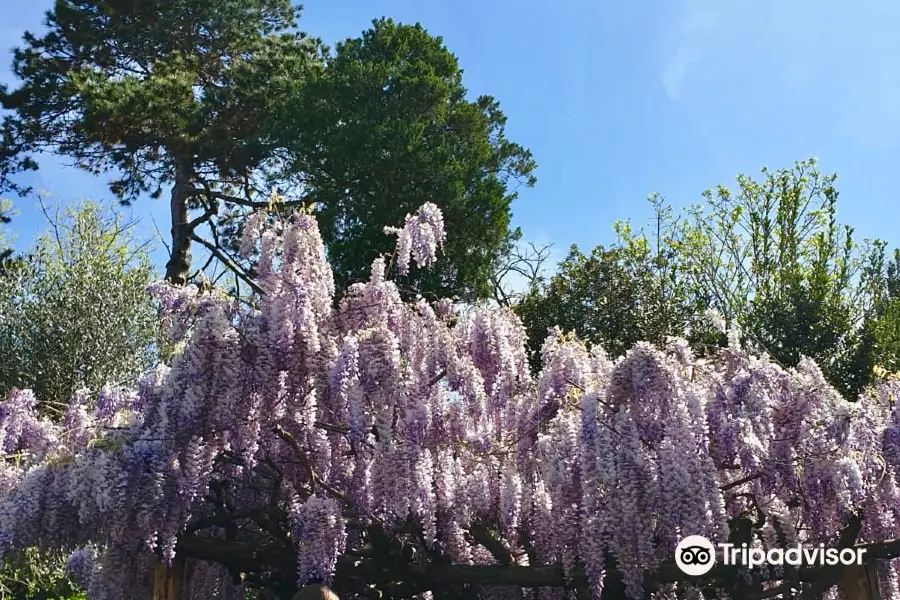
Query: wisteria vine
1 202 900 600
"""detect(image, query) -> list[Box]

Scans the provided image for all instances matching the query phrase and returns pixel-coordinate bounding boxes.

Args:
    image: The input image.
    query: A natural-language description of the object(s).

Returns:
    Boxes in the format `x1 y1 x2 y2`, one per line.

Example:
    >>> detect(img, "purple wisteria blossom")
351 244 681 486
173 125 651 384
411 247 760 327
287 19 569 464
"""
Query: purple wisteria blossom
383 202 446 276
0 203 899 599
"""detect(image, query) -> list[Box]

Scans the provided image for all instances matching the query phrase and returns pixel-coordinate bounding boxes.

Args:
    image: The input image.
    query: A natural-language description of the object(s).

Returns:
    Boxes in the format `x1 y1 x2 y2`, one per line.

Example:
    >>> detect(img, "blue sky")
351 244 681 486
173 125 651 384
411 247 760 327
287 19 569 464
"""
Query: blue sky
2 0 899 275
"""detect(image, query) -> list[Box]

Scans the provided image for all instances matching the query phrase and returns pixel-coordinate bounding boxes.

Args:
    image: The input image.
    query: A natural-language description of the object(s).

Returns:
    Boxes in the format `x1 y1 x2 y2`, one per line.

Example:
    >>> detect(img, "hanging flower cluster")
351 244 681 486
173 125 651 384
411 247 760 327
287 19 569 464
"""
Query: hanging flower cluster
383 202 446 276
0 204 899 600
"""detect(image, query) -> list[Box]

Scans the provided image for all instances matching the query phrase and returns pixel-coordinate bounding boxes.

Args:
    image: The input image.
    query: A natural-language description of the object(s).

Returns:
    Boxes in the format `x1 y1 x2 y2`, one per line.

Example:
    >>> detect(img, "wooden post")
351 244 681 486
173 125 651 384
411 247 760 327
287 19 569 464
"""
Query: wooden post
152 557 186 600
839 562 882 600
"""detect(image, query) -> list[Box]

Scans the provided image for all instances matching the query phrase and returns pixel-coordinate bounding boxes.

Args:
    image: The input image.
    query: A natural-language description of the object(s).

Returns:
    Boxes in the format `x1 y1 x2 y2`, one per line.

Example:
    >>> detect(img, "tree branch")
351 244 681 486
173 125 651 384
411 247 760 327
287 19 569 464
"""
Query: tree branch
187 202 218 230
200 190 307 209
468 523 514 567
272 424 346 503
720 471 763 491
191 233 263 295
428 370 446 386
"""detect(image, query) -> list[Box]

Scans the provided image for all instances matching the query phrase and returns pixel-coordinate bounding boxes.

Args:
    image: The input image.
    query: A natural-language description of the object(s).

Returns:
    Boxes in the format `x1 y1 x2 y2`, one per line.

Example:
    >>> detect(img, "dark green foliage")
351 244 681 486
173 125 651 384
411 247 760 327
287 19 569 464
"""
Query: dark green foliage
276 19 536 300
1 5 535 300
0 0 323 201
516 243 689 370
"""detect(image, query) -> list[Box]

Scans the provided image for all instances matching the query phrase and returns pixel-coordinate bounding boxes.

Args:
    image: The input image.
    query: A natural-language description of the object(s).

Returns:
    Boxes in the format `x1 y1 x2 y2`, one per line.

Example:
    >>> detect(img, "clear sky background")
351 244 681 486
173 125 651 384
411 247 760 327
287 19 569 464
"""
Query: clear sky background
1 0 899 274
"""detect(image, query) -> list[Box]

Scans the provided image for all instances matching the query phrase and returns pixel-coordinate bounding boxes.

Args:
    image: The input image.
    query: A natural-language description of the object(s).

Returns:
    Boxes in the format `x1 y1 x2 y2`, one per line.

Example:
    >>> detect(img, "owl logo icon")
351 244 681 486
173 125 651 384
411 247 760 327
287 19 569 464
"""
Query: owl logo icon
675 535 716 576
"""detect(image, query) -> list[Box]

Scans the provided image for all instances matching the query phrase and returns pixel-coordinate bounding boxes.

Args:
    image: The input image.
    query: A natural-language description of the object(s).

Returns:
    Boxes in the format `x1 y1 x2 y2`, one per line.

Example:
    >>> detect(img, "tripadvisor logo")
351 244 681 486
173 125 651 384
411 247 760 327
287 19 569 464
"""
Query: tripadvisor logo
674 535 867 576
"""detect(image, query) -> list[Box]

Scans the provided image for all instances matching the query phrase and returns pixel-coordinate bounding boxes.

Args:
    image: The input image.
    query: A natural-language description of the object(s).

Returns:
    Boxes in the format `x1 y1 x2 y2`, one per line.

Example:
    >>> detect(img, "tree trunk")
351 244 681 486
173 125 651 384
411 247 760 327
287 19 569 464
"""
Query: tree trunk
153 557 186 600
165 158 193 285
839 562 882 600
